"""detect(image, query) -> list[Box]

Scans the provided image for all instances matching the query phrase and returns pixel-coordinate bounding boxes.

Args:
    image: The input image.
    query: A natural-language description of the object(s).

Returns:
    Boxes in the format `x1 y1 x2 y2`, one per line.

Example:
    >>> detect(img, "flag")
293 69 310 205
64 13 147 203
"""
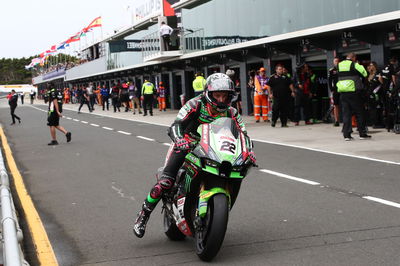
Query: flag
83 16 102 32
25 57 41 69
57 41 70 50
66 32 81 44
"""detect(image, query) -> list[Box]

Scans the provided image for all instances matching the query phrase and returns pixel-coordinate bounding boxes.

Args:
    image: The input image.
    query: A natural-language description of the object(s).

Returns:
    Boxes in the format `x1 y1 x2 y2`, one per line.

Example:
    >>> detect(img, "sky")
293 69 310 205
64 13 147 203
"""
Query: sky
0 0 136 59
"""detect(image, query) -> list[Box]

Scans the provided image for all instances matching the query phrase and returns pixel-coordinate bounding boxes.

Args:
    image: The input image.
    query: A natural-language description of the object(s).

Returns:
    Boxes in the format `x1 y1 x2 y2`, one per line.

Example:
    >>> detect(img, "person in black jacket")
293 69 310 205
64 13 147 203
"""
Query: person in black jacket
8 90 21 125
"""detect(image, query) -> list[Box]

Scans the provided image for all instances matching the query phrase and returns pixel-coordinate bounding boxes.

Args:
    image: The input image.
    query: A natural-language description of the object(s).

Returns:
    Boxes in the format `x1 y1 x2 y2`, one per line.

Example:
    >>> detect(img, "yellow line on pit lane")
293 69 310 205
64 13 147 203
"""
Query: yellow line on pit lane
0 127 58 266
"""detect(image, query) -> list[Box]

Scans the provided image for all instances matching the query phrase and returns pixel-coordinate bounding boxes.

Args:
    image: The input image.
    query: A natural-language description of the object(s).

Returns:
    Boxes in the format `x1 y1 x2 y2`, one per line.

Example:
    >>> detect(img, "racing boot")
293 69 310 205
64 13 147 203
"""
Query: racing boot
133 203 153 238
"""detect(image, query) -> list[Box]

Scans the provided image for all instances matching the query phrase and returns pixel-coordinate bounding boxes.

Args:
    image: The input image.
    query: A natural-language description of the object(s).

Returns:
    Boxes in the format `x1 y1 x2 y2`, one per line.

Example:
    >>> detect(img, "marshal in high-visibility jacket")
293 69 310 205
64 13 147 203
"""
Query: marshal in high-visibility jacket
337 59 367 93
192 74 206 97
142 81 155 95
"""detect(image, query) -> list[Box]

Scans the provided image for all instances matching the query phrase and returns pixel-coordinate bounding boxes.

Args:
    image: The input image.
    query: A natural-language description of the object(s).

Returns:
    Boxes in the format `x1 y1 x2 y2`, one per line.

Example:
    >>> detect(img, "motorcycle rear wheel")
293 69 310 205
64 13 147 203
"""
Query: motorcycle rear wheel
163 210 186 241
195 193 229 261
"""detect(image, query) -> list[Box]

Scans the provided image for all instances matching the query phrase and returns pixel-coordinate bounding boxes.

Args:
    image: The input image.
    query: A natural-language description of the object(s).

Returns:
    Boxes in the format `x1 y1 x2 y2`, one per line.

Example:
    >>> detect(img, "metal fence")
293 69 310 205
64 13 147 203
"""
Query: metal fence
0 147 29 266
141 28 205 60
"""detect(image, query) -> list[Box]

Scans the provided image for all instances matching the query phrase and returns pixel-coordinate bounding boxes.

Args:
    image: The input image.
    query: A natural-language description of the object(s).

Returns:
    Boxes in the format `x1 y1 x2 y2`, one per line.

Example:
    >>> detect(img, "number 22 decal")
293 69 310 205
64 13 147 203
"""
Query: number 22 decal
221 141 236 154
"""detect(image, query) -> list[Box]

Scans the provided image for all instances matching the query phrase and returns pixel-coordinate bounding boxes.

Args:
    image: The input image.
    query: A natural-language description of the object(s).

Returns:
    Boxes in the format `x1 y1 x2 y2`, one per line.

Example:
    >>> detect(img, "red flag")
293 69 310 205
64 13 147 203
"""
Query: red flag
83 16 102 32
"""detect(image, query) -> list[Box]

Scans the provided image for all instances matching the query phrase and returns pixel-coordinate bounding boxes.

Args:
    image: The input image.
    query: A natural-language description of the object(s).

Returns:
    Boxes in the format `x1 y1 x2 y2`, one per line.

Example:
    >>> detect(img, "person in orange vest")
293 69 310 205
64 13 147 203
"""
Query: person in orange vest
63 87 70 104
157 81 167 111
254 67 269 122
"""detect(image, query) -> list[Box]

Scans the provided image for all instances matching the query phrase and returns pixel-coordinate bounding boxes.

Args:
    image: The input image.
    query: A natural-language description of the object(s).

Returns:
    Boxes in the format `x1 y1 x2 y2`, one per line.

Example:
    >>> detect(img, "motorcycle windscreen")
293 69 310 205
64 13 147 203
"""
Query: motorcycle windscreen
199 117 243 163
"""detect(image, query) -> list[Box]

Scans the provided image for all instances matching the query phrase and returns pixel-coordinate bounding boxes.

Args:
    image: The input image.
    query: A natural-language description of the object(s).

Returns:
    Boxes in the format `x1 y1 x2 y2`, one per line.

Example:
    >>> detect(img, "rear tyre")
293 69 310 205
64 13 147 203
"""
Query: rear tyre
195 193 229 261
163 210 186 241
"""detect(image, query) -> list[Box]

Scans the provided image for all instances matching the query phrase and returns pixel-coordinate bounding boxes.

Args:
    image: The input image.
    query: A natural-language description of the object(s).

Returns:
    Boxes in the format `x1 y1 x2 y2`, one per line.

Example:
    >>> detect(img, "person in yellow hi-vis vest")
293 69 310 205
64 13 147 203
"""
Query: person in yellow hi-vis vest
254 67 269 122
192 72 206 97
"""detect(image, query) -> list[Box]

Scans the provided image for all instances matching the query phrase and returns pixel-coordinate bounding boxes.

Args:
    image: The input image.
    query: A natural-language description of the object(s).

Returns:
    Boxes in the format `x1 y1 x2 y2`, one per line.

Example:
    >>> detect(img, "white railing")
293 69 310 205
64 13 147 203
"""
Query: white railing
0 147 29 266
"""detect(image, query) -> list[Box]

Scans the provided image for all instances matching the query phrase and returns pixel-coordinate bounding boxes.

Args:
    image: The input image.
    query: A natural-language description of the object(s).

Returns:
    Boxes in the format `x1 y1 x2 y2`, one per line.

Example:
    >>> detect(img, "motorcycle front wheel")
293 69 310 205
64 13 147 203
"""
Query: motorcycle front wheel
195 193 229 261
163 210 186 241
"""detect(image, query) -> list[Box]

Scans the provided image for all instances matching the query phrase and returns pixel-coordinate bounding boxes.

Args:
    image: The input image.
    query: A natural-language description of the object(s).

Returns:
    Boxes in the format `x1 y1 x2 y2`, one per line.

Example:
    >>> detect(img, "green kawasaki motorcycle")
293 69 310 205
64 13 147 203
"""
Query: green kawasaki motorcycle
160 117 255 261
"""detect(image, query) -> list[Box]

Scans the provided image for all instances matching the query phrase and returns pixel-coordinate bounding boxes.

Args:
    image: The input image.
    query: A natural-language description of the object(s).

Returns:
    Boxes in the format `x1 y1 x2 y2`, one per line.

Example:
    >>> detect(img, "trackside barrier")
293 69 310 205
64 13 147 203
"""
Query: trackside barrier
0 149 28 266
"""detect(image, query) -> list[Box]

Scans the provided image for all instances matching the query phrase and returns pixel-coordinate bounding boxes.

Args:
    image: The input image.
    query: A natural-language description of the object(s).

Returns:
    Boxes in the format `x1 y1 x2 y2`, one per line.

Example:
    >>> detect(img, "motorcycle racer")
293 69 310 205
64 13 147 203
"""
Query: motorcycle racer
133 73 256 238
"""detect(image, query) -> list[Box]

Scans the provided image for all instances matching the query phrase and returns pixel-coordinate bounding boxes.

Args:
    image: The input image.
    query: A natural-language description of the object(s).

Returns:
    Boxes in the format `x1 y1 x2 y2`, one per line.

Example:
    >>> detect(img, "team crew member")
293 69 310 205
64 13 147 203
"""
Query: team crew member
337 52 370 140
141 79 155 116
266 65 296 127
192 72 206 97
8 89 21 125
157 81 167 111
328 57 341 126
133 73 256 238
254 67 269 122
129 81 142 115
46 83 71 145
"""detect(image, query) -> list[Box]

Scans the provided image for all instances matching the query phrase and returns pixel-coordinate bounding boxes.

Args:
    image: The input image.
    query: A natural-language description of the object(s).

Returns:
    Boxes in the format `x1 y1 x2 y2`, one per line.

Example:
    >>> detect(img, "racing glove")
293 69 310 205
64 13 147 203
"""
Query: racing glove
175 137 190 151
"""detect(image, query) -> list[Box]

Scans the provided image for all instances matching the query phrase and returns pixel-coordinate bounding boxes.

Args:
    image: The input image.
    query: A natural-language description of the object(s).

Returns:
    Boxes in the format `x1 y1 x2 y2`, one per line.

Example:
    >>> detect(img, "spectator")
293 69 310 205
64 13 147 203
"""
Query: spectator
266 65 296 127
120 81 130 112
100 83 110 111
328 57 341 126
30 89 36 104
159 21 173 51
366 61 384 128
19 92 25 104
64 87 70 104
129 81 142 115
86 83 95 111
111 81 121 113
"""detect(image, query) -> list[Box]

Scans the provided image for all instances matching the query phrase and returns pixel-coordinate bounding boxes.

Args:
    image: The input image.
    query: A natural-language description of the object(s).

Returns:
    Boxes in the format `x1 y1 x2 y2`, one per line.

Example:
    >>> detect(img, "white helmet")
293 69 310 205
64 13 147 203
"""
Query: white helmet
204 73 236 112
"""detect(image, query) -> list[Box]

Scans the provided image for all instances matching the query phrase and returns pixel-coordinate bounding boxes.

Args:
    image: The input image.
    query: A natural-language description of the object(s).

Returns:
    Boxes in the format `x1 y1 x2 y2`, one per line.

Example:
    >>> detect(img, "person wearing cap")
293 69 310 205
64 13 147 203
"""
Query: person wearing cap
157 81 167 111
192 72 206 97
254 67 269 122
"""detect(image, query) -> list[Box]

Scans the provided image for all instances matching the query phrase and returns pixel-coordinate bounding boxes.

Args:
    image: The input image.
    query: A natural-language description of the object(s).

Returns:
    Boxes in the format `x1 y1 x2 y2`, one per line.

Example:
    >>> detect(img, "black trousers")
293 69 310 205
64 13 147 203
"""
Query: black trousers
112 97 120 112
10 105 20 123
161 35 171 51
340 92 367 137
102 95 109 110
78 98 92 112
294 94 311 122
272 97 290 125
143 94 154 114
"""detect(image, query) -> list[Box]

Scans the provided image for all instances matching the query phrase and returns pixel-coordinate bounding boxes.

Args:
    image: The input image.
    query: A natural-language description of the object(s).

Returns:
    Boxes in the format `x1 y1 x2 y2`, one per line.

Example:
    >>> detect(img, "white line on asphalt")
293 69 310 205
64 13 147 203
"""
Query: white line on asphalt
66 117 72 120
137 136 155 141
118 131 132 135
102 127 113 130
81 121 88 124
90 123 99 127
260 169 320 185
362 196 400 209
73 119 79 122
29 105 400 165
163 143 171 146
253 139 400 166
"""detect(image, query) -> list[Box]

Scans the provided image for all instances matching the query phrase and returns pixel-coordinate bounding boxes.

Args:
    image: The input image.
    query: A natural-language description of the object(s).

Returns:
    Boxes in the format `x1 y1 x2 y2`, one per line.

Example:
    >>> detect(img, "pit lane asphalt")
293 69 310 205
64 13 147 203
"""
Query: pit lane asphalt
0 104 400 265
